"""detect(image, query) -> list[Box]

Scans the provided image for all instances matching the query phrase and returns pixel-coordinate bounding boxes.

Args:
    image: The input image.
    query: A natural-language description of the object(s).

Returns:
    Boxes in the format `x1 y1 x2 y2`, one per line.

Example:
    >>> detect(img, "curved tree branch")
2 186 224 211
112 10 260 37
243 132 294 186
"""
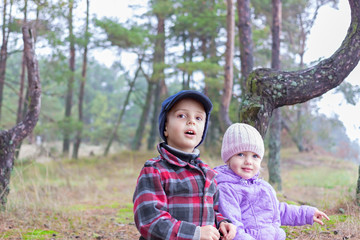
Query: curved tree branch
0 25 41 207
10 26 41 146
240 0 360 136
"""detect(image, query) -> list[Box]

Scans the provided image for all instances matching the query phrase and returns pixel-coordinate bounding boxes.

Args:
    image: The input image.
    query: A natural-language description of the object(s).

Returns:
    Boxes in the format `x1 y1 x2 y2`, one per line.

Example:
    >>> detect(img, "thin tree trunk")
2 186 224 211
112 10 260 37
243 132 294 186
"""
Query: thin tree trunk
0 26 41 208
220 0 235 133
0 0 13 121
147 14 165 150
132 80 154 151
356 164 360 206
268 0 282 191
17 54 26 124
73 0 89 159
63 0 75 155
237 0 253 92
15 0 28 159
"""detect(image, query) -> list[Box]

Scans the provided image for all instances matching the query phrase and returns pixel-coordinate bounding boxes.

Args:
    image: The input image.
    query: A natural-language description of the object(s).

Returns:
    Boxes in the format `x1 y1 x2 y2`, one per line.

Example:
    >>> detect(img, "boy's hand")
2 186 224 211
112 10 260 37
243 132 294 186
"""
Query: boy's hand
313 210 330 225
200 225 220 240
219 222 236 240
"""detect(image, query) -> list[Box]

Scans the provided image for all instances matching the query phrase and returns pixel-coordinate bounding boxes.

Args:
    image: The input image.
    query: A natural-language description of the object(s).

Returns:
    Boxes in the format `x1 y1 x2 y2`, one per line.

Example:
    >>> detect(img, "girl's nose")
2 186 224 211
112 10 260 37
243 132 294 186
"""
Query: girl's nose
244 157 252 164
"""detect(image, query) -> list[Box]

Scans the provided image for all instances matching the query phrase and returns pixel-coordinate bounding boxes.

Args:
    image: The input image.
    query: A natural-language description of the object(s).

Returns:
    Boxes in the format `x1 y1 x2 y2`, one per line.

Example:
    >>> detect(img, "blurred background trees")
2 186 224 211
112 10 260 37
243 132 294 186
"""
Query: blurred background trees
0 0 359 171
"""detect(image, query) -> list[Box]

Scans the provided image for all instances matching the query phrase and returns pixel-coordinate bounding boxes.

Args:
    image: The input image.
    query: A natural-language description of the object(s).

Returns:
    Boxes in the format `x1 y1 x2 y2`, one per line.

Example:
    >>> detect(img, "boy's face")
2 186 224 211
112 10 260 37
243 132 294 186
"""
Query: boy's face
164 98 206 153
228 151 262 179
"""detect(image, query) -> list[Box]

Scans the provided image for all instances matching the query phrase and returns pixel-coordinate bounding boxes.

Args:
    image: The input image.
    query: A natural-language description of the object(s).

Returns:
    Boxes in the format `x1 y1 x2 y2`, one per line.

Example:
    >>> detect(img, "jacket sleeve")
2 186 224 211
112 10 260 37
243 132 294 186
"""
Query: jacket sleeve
217 184 256 240
278 200 316 226
133 166 197 240
213 186 230 228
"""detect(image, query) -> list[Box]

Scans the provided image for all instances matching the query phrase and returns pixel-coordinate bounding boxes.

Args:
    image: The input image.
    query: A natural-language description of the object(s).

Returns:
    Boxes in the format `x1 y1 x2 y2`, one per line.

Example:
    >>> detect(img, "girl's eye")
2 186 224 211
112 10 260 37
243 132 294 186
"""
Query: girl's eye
253 154 260 159
237 153 244 157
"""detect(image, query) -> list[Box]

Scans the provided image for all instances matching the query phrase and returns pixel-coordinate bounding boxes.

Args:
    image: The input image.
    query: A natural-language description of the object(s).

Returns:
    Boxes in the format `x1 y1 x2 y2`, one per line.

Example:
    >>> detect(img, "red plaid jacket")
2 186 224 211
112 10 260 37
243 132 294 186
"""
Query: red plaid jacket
133 144 227 240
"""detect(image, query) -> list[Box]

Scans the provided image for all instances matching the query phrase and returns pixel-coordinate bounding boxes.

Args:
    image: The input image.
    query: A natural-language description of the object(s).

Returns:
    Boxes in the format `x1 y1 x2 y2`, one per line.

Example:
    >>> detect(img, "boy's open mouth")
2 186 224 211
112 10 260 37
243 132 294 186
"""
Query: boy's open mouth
185 130 195 135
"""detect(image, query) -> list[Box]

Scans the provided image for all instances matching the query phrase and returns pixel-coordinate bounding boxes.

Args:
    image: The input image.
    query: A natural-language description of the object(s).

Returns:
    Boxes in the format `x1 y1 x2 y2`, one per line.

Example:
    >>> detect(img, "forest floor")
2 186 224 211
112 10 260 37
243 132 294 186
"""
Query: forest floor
0 145 359 239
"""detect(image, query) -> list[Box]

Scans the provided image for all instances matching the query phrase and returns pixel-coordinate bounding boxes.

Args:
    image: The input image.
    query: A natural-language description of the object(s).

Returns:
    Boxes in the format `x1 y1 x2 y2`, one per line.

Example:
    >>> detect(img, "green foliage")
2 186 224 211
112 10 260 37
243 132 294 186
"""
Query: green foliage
292 167 356 189
117 203 134 224
94 18 150 49
176 61 222 75
169 0 226 41
2 229 60 240
151 0 175 17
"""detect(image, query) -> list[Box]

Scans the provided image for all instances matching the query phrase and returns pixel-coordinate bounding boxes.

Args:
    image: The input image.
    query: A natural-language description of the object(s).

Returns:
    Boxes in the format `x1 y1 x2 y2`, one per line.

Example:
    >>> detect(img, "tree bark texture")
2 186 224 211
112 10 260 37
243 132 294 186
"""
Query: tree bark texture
63 0 75 155
240 0 360 137
237 0 254 91
0 26 41 208
15 0 28 159
220 0 235 132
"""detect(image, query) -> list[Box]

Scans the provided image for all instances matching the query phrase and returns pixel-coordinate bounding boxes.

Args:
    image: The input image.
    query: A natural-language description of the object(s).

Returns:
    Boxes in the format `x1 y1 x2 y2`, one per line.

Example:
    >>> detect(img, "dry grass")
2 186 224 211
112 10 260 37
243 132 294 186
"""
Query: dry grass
0 146 359 239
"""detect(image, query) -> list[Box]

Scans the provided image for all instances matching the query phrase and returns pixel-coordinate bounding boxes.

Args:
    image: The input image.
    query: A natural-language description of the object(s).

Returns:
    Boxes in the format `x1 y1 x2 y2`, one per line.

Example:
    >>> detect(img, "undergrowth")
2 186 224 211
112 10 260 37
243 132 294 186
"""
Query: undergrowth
0 147 358 239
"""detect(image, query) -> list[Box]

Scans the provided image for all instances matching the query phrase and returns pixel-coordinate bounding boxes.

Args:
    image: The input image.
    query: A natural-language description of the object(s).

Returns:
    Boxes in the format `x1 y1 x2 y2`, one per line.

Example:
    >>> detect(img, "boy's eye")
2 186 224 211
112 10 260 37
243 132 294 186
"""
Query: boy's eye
177 114 186 118
196 116 203 121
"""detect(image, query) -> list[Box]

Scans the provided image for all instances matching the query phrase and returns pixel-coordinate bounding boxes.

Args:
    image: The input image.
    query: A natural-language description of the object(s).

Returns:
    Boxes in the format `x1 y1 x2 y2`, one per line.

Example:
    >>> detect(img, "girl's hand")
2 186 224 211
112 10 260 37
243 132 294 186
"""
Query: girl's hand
313 210 330 225
219 221 236 240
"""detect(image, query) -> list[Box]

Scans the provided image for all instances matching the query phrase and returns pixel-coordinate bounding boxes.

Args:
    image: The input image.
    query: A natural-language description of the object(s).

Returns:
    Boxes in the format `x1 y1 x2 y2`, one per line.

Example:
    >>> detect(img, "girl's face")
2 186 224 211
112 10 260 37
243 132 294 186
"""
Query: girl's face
228 151 262 179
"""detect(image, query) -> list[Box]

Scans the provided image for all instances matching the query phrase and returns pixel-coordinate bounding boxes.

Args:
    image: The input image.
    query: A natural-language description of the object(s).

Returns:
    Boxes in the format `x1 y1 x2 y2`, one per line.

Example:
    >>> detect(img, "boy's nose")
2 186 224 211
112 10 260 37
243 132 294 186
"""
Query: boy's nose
188 120 195 125
187 119 195 125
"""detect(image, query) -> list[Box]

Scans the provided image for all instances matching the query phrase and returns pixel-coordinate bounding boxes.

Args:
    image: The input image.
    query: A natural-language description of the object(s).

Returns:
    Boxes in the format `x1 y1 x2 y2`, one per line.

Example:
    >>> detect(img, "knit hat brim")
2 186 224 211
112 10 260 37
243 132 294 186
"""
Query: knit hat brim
221 123 265 163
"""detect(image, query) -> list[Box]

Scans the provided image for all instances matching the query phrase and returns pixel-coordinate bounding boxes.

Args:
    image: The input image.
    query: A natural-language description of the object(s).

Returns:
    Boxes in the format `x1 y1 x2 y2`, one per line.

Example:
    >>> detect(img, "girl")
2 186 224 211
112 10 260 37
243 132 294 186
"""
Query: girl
214 123 329 240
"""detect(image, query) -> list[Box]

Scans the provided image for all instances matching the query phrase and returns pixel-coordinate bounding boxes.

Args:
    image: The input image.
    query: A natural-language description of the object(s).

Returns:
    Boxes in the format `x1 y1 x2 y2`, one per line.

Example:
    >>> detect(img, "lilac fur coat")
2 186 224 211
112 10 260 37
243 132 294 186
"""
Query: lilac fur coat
214 165 316 240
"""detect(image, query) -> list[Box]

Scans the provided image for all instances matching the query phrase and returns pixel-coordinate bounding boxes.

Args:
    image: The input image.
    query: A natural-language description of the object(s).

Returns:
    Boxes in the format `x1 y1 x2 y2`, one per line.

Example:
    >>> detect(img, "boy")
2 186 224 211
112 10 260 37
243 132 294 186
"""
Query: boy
133 90 236 240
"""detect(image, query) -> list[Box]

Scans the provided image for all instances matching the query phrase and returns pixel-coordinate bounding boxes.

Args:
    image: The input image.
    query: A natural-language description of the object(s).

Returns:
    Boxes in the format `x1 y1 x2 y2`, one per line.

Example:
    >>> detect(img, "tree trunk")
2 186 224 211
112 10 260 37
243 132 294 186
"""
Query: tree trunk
219 0 235 133
73 0 89 159
63 0 75 155
132 79 154 151
15 0 28 158
239 0 360 137
147 13 165 150
268 109 282 190
237 0 253 92
0 0 12 121
0 26 41 208
268 0 282 191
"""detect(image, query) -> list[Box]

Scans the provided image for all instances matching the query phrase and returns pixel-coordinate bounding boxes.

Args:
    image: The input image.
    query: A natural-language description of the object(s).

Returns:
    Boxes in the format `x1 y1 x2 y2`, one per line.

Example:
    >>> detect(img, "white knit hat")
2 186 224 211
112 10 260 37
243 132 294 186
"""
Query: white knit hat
221 123 265 163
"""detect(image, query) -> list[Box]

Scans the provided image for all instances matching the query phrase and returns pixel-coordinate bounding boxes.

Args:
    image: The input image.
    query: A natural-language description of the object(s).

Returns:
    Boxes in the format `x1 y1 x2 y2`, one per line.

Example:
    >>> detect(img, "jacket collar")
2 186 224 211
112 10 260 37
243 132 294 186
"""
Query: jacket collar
157 143 216 181
158 142 200 167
